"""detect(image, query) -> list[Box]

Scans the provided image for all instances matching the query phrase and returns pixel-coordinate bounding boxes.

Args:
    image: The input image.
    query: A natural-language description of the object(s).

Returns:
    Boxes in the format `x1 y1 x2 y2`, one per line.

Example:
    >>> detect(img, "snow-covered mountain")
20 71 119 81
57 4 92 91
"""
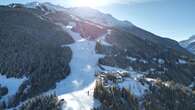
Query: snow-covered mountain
24 2 186 50
0 2 195 110
180 35 195 54
24 2 133 29
25 2 66 12
68 7 133 28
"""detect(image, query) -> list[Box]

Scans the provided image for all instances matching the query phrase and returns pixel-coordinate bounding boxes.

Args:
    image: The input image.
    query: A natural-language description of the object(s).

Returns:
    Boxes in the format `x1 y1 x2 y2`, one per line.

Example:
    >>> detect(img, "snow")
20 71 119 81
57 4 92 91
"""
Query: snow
0 74 26 101
25 2 48 12
162 82 171 87
118 78 148 97
50 22 103 110
139 59 148 64
43 2 66 12
107 29 112 35
65 25 73 29
145 78 173 88
25 3 133 28
96 29 112 46
8 4 18 8
70 15 81 21
189 82 195 88
152 58 157 61
145 78 158 82
150 68 155 72
100 65 144 80
25 2 40 9
25 2 66 12
180 36 195 54
158 58 165 64
180 35 195 48
127 56 137 62
59 81 101 110
69 7 133 28
177 59 187 64
50 22 147 109
99 65 128 73
98 65 148 97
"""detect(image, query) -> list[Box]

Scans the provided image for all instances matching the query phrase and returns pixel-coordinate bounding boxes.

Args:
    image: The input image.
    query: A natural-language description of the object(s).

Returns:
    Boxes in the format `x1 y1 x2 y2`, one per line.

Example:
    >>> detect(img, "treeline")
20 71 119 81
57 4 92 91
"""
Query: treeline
93 72 195 110
0 6 74 108
19 94 63 110
93 80 139 110
97 43 195 86
0 85 8 109
144 81 195 110
0 85 8 98
96 29 195 86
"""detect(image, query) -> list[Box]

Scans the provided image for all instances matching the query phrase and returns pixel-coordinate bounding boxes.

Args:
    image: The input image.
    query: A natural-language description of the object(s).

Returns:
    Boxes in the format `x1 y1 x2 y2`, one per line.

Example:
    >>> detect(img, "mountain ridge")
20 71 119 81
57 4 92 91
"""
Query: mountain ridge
24 1 192 57
180 35 195 54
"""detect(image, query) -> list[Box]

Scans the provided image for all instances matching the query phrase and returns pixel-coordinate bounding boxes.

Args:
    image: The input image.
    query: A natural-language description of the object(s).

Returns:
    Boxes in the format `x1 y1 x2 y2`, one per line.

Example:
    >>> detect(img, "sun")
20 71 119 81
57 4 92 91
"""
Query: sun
73 0 104 7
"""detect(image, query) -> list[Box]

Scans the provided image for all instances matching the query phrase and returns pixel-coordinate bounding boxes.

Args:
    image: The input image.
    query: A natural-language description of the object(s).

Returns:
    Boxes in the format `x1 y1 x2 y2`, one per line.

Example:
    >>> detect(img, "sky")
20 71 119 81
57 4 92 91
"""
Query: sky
0 0 194 41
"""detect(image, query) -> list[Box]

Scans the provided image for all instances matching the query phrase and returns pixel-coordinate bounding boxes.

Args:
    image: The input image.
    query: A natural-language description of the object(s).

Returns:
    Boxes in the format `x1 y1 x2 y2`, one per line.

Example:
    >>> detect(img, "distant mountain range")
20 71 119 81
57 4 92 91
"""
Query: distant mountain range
180 35 195 54
0 2 195 110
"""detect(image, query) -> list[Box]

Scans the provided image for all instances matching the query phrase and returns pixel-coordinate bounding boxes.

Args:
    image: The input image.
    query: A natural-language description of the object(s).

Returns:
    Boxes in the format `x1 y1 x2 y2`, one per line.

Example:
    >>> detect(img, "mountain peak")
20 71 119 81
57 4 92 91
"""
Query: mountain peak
25 1 41 8
189 35 195 40
24 2 133 28
25 2 66 12
180 35 195 54
68 7 133 28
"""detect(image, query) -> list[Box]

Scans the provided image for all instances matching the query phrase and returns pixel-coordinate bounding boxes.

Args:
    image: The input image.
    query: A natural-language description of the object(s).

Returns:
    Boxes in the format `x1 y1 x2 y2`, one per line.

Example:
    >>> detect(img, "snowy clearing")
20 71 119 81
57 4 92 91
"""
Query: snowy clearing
98 65 148 97
177 59 187 64
0 74 26 101
118 78 148 97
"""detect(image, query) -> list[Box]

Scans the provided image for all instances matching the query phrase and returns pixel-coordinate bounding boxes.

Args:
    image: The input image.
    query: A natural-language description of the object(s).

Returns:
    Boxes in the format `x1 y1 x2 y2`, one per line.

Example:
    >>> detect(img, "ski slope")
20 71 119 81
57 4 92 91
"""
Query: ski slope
59 81 101 110
51 22 148 110
51 22 104 110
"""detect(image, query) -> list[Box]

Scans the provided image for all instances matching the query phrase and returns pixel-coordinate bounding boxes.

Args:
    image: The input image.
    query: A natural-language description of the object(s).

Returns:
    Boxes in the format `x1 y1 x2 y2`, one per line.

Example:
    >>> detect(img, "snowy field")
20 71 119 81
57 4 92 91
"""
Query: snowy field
0 75 26 101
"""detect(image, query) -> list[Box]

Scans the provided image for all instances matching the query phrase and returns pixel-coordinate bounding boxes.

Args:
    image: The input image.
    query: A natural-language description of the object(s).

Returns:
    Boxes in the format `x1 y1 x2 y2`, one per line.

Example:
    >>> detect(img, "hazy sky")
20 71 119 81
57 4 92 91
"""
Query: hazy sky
0 0 194 41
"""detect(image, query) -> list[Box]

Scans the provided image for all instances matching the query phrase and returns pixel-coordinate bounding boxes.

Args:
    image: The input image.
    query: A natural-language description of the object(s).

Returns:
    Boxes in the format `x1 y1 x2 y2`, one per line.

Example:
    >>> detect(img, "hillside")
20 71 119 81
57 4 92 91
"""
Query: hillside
0 2 195 110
